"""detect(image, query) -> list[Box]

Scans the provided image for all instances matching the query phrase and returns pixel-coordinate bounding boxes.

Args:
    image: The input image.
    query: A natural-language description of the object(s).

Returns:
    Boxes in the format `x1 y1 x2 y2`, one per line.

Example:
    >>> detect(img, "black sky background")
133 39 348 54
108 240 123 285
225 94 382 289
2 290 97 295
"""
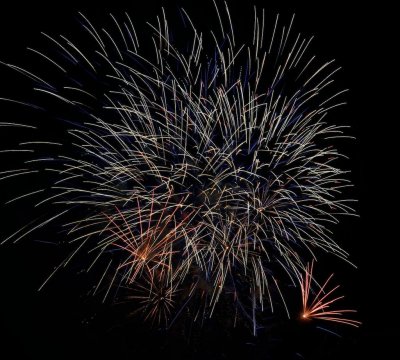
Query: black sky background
0 1 396 359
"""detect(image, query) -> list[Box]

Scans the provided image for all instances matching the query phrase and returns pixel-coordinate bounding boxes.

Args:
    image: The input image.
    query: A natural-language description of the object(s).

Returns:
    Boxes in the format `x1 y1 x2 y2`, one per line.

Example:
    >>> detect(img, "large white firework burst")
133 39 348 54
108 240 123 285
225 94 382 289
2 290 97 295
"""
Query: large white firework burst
0 2 355 332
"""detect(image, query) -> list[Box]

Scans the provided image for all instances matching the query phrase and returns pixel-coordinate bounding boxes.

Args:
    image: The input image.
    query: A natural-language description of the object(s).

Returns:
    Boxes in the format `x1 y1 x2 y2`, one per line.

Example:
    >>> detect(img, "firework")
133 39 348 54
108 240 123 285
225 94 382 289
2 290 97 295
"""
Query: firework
300 261 361 327
0 2 357 332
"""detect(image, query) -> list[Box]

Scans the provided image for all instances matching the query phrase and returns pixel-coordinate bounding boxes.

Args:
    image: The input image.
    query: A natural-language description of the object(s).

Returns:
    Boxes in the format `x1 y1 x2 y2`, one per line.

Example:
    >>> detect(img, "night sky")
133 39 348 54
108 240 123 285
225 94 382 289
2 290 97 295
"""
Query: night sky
0 1 396 359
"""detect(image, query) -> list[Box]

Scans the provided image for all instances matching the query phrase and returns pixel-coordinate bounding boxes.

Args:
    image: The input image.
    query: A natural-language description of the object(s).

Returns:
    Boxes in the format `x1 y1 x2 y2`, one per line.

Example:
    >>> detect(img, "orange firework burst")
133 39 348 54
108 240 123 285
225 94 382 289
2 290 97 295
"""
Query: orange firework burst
103 190 197 285
127 270 181 325
300 261 361 327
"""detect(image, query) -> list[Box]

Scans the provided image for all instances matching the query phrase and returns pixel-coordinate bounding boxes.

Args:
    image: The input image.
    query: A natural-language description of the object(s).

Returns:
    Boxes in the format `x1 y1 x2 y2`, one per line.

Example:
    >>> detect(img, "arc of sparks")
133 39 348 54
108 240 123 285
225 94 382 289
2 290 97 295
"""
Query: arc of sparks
301 261 361 327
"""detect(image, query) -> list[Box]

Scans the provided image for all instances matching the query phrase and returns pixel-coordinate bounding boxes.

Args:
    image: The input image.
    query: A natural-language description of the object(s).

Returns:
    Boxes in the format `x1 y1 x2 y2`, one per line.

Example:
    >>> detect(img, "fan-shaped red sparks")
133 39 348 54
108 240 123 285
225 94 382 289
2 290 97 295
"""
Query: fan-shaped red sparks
300 261 361 327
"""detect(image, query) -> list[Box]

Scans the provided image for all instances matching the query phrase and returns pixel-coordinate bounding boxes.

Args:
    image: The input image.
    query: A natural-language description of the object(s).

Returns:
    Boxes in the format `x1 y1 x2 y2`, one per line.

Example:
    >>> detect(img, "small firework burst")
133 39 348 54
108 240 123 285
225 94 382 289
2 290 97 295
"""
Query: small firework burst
126 270 181 325
102 190 197 285
300 261 361 327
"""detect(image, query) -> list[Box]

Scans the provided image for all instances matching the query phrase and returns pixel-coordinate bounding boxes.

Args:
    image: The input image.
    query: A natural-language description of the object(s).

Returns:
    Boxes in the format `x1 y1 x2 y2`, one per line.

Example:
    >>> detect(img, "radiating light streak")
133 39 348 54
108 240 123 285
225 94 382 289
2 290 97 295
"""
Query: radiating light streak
300 261 361 327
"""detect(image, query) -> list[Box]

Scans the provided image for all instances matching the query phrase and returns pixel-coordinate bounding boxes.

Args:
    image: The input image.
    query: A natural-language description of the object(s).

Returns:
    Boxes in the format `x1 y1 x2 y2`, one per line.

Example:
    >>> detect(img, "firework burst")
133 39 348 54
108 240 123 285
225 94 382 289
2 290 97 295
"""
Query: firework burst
300 261 361 327
0 2 358 333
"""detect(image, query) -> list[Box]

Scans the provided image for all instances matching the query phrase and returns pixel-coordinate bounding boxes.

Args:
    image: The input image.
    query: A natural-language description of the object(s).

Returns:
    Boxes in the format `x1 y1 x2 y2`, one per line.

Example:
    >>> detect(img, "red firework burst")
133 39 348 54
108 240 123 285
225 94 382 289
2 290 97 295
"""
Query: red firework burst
300 261 361 327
